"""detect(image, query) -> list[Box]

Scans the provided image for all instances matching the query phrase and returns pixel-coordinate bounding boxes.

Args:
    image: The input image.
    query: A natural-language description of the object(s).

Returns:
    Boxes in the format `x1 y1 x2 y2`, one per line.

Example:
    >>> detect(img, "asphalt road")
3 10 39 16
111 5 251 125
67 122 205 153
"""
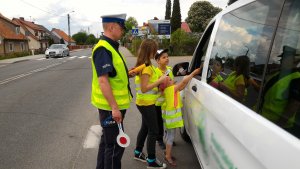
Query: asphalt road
0 48 200 169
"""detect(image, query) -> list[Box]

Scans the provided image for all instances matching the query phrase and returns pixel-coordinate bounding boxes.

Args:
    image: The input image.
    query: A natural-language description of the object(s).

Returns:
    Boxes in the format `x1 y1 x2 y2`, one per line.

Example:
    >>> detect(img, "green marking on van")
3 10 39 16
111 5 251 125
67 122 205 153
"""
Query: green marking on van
211 133 237 169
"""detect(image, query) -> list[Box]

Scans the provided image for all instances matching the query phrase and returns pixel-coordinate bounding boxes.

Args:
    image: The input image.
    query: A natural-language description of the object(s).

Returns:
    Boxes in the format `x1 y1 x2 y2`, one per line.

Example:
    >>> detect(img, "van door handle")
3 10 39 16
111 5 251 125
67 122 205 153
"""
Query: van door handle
192 85 197 92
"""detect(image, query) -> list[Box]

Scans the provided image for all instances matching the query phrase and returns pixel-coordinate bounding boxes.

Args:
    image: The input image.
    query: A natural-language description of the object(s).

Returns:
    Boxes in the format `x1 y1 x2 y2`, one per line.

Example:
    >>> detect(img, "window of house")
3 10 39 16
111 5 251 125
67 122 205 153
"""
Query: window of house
206 0 283 108
16 27 20 34
259 0 300 138
9 43 14 51
20 42 24 51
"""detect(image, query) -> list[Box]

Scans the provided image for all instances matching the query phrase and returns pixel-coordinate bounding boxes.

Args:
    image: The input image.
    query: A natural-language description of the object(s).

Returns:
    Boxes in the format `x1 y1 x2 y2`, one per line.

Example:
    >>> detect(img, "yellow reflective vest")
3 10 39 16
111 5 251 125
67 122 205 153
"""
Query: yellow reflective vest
135 65 159 106
162 85 184 129
261 72 300 128
155 66 174 106
91 40 132 110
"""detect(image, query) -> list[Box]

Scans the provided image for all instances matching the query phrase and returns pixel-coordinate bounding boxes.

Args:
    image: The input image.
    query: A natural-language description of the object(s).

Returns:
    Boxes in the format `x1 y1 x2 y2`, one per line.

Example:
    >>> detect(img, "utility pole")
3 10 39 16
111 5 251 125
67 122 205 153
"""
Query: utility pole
67 14 70 46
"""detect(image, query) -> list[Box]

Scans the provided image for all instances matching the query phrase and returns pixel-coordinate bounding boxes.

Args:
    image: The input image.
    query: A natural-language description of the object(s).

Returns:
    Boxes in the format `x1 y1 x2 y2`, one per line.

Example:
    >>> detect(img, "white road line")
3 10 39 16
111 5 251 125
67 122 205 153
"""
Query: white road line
83 125 102 149
69 56 77 59
79 56 88 59
0 62 62 85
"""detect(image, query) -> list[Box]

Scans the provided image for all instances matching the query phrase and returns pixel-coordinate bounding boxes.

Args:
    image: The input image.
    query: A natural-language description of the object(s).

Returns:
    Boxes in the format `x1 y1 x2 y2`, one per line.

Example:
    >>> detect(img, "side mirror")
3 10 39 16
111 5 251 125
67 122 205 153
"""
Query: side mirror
173 62 189 76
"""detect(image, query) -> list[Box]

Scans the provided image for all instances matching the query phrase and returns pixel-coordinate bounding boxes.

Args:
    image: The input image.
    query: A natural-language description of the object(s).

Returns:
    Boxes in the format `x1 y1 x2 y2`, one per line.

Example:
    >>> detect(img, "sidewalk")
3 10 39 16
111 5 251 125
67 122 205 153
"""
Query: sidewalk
0 54 44 64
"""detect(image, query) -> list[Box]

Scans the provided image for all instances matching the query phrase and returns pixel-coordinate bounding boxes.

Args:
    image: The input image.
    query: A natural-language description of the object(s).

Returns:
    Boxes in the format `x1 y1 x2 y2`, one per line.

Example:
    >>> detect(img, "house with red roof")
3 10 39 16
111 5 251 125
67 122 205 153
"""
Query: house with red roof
12 17 49 53
0 13 28 56
51 28 76 46
181 22 191 33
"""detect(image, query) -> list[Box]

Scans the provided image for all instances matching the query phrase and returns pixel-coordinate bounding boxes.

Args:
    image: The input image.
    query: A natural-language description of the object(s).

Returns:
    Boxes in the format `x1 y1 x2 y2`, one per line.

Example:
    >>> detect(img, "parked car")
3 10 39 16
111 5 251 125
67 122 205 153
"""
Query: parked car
45 44 69 58
172 0 300 169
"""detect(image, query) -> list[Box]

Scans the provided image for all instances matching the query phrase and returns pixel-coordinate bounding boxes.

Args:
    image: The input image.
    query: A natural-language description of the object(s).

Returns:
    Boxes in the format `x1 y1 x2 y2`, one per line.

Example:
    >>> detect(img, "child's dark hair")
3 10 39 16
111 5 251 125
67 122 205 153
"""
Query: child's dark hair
234 55 250 86
215 57 224 68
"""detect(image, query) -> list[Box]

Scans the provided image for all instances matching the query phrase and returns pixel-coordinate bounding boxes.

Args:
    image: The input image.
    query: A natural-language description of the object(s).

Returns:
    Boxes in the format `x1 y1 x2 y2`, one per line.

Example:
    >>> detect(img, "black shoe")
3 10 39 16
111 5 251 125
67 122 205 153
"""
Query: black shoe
134 152 147 163
157 140 166 150
147 159 167 168
173 141 176 146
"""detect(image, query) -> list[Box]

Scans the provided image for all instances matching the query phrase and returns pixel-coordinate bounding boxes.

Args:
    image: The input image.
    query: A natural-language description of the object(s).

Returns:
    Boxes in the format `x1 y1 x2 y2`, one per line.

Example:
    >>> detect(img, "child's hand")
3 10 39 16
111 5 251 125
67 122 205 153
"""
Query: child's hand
191 68 201 76
158 74 168 84
128 67 136 77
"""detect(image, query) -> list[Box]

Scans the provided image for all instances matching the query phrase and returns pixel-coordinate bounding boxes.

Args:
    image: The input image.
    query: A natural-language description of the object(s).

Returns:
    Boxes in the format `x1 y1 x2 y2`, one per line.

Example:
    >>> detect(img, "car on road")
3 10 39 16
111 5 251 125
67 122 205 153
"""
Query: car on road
172 0 300 169
45 44 69 58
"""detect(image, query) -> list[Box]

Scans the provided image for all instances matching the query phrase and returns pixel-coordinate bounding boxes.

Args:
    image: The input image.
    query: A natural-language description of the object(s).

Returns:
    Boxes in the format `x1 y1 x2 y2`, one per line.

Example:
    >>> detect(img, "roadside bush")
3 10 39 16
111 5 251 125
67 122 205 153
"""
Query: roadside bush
130 38 142 56
170 29 200 56
0 51 31 60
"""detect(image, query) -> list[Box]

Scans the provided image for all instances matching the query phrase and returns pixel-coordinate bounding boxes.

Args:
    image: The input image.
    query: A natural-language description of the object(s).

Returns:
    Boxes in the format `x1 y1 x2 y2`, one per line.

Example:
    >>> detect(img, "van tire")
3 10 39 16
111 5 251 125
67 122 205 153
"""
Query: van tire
180 126 191 143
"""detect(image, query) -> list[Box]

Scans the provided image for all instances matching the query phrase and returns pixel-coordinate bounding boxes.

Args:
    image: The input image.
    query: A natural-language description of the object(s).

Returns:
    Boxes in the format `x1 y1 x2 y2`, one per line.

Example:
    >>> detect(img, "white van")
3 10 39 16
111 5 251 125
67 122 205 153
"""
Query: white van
172 0 300 169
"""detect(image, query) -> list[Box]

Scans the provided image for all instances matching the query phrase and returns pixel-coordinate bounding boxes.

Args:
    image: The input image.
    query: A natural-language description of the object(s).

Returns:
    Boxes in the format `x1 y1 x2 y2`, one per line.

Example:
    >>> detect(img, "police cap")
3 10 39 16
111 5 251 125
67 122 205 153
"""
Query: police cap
101 13 127 30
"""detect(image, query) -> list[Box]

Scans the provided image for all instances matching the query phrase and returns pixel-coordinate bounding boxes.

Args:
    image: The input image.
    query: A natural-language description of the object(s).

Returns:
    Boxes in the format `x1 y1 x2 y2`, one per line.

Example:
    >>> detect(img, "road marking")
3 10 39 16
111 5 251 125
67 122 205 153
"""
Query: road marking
0 62 62 85
69 56 77 59
79 56 88 59
83 125 102 149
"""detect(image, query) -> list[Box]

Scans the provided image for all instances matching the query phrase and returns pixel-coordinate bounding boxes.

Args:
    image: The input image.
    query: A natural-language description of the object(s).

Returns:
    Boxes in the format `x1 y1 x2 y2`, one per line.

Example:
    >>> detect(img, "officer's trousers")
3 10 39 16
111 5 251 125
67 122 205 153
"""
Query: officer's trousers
96 109 126 169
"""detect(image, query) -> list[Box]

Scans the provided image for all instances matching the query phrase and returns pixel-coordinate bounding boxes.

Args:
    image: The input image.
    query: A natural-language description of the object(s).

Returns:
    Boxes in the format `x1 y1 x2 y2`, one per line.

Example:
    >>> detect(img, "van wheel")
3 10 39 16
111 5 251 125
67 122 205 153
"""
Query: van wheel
180 126 191 143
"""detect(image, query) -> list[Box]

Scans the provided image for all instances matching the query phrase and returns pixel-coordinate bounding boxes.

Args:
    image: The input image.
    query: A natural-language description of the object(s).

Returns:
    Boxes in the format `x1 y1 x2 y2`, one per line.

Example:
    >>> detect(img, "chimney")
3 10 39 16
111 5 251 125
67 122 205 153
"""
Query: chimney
20 17 24 21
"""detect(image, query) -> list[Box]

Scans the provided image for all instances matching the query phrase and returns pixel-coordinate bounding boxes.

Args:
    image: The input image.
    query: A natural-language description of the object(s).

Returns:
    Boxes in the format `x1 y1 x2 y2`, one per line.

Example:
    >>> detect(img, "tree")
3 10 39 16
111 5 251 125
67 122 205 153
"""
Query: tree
186 1 222 33
228 0 238 5
72 31 88 45
171 0 181 33
125 17 138 31
165 0 171 20
86 34 97 45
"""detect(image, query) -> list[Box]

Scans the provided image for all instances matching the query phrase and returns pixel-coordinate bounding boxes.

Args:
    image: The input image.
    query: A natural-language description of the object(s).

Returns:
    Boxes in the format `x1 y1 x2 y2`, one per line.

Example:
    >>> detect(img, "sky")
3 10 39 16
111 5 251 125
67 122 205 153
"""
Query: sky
0 0 227 37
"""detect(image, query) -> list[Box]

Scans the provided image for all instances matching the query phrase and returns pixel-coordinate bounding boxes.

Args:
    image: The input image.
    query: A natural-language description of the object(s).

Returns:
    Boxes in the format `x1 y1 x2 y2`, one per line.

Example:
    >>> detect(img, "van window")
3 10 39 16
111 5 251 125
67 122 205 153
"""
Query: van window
207 0 283 106
259 0 300 138
190 22 215 80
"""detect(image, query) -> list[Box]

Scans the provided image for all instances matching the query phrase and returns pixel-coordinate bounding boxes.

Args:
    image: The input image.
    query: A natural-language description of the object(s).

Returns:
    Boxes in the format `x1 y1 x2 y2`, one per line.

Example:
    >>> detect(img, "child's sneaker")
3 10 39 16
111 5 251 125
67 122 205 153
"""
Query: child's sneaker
147 158 167 168
134 150 147 163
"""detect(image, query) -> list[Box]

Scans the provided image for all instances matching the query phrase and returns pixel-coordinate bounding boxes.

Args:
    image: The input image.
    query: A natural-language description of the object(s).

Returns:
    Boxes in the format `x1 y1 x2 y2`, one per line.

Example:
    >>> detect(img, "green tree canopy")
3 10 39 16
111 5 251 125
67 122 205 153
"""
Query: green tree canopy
165 0 171 20
125 16 138 31
186 1 222 33
86 34 97 45
171 0 181 33
72 31 88 45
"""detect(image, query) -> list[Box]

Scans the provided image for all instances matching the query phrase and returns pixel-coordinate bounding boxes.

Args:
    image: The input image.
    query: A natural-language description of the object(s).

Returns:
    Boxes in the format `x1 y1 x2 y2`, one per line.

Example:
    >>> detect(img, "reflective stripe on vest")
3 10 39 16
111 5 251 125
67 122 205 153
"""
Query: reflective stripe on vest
135 65 159 105
91 40 131 110
155 66 174 106
261 72 300 128
162 85 184 129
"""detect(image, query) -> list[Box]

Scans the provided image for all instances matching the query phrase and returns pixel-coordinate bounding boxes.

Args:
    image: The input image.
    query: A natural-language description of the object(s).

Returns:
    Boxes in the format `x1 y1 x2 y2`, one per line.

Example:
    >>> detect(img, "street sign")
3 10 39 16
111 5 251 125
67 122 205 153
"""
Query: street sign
132 28 139 35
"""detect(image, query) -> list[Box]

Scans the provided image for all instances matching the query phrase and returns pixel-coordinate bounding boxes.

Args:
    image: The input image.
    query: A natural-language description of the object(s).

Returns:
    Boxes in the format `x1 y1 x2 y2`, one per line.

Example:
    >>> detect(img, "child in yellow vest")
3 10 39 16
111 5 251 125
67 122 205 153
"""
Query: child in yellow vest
154 49 174 150
159 68 200 166
133 39 168 168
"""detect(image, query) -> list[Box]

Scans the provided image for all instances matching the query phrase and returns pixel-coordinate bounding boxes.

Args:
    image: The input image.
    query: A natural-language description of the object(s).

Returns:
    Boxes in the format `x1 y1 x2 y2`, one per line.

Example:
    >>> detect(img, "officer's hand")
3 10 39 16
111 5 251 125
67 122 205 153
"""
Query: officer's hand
112 109 122 123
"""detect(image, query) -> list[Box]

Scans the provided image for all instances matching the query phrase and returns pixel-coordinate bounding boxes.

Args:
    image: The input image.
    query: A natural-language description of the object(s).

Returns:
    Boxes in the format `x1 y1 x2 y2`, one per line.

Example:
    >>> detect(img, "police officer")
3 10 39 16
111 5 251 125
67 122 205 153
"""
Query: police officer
91 13 133 169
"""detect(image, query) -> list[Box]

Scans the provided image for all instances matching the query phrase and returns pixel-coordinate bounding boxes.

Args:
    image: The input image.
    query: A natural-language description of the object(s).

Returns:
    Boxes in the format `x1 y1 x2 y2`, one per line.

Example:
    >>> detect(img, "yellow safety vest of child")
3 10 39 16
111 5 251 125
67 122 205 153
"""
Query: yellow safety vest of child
91 40 132 110
161 85 184 129
135 65 159 106
155 66 174 106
